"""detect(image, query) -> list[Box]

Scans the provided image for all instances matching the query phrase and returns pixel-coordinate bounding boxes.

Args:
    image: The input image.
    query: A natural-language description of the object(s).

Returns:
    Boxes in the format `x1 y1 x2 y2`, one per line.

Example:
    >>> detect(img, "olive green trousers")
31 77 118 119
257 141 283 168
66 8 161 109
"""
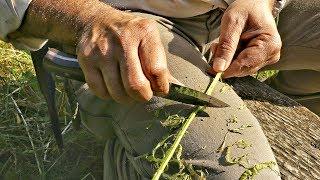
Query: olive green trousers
73 0 320 179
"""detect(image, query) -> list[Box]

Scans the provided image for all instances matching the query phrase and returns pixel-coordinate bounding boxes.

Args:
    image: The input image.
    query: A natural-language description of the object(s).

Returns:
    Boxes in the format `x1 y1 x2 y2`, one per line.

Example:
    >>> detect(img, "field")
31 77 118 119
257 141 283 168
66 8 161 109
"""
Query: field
0 41 104 179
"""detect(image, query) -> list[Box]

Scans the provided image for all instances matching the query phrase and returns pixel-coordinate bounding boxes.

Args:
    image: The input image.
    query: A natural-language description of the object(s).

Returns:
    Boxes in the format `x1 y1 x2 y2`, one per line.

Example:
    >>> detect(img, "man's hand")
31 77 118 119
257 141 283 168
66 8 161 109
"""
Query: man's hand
77 14 170 104
16 0 173 104
210 0 282 78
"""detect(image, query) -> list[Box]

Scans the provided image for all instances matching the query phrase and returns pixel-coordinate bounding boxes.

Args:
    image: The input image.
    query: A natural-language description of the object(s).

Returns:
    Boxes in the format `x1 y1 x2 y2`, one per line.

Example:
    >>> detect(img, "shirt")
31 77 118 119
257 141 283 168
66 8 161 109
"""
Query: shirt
0 0 235 50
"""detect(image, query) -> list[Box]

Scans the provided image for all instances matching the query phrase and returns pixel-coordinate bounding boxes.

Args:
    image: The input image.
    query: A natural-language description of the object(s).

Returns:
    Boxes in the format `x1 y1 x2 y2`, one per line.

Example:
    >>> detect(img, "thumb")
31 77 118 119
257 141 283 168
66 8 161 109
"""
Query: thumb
212 13 245 72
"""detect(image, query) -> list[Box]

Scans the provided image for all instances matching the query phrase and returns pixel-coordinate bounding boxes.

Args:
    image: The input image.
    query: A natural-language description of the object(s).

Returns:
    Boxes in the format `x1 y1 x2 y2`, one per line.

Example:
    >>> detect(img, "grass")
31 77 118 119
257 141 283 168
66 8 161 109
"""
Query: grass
0 41 104 179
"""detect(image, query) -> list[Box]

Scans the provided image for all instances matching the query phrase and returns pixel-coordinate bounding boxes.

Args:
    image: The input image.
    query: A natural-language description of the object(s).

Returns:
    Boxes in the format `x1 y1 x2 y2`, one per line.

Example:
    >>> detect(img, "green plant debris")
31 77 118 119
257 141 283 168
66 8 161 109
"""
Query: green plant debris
228 124 253 134
224 145 249 167
174 85 199 98
145 134 175 167
162 163 206 180
239 161 277 180
147 141 205 180
216 133 228 153
238 104 246 110
162 172 192 180
227 115 238 126
255 70 278 82
161 114 186 129
185 163 206 180
220 84 232 93
201 145 207 150
234 140 252 149
151 72 223 180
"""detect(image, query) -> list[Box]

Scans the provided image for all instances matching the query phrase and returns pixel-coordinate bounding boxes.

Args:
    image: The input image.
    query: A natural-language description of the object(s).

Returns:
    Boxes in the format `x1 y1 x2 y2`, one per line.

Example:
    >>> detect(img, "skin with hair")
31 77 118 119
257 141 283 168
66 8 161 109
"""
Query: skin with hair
12 0 281 104
209 0 282 78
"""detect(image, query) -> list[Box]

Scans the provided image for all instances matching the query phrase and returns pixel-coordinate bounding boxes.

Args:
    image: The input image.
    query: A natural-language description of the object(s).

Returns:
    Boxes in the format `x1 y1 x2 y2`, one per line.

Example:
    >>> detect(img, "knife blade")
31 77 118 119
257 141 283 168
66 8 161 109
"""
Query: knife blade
43 48 229 108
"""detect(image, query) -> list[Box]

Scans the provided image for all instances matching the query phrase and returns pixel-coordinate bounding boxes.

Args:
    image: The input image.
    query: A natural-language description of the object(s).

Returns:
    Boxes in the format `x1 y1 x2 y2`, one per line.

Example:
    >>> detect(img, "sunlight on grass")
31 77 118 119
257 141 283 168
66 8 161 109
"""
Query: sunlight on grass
0 41 104 179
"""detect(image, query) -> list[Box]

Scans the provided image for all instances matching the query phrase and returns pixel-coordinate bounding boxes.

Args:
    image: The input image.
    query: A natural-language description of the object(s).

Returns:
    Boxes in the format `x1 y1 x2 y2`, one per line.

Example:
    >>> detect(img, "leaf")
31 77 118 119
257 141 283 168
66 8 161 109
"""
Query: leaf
234 139 252 149
161 115 186 129
227 115 238 126
224 145 249 167
239 161 277 180
186 164 206 180
216 133 228 153
228 124 253 134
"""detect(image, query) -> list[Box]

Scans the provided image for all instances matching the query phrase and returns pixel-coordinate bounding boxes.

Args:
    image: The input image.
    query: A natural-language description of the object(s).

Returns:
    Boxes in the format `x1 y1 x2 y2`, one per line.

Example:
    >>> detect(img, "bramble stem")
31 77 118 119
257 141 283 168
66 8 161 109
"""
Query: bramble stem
152 72 223 180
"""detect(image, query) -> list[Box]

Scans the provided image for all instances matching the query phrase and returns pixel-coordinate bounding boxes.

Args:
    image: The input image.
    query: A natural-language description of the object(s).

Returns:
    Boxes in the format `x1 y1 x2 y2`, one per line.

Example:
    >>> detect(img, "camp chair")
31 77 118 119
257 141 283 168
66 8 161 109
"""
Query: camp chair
31 43 81 149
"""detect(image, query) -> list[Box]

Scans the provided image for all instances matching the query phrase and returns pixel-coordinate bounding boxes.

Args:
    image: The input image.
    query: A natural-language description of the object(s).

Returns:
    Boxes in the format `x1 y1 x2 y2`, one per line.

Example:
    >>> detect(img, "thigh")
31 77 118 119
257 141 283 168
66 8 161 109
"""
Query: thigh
76 12 280 180
264 0 320 71
267 70 320 115
263 0 320 115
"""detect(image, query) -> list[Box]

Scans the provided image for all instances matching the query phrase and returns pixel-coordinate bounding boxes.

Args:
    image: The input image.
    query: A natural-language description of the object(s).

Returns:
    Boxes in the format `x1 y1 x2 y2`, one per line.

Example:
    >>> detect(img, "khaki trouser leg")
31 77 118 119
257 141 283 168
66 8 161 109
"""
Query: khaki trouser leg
75 10 280 180
264 0 320 115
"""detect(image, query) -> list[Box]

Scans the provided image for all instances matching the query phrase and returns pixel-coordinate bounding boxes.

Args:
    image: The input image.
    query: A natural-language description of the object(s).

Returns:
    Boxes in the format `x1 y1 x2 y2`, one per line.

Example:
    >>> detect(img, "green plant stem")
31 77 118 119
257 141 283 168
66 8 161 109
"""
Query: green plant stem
152 72 223 180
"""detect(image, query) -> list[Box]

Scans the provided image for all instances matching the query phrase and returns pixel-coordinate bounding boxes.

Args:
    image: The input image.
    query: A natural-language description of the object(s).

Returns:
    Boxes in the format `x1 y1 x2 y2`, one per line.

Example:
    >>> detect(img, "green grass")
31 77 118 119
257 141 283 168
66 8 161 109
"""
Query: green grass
0 41 104 179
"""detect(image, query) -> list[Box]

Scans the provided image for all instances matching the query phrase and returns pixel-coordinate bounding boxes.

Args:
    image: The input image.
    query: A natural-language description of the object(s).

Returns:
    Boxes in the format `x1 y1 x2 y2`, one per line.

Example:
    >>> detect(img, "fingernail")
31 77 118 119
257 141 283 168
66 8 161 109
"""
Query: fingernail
213 58 226 72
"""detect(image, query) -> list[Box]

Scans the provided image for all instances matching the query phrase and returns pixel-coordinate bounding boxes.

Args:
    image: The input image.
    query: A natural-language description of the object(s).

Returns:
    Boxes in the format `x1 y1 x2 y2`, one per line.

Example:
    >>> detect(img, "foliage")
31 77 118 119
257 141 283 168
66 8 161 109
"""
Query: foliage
239 161 277 180
0 41 104 179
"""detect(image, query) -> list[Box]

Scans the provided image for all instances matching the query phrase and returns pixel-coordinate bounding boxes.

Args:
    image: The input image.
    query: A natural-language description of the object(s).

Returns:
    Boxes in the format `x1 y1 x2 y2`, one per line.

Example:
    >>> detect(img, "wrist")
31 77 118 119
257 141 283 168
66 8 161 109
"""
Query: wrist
16 0 122 49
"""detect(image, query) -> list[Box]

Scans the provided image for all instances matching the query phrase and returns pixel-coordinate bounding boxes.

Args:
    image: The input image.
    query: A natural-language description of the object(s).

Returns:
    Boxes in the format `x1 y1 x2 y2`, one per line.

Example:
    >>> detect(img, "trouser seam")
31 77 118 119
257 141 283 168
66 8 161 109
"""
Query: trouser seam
155 19 201 51
78 105 113 118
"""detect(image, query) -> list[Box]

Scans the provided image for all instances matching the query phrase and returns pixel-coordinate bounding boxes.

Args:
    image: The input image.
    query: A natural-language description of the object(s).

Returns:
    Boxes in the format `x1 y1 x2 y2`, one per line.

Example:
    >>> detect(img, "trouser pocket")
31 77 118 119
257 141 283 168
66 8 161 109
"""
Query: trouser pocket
80 109 115 141
73 81 116 141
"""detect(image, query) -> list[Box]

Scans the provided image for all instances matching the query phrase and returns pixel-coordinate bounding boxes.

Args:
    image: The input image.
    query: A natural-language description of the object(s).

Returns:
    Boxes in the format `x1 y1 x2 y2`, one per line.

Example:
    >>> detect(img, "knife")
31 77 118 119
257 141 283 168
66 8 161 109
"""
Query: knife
43 48 229 108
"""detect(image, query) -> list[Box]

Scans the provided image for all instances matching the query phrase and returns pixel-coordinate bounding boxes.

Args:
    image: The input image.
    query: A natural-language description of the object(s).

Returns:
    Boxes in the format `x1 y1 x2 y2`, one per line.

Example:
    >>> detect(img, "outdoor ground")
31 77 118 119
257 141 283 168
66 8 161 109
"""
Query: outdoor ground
0 41 104 180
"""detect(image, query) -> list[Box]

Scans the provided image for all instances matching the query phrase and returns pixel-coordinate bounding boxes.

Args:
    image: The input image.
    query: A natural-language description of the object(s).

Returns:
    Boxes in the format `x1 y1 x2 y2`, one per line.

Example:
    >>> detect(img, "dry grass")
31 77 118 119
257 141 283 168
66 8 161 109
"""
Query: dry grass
0 41 104 180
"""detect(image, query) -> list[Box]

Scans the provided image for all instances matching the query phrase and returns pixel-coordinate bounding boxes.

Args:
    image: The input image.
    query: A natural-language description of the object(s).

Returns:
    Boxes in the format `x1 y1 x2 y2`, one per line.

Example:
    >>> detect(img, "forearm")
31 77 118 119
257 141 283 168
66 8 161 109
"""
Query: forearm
10 0 117 47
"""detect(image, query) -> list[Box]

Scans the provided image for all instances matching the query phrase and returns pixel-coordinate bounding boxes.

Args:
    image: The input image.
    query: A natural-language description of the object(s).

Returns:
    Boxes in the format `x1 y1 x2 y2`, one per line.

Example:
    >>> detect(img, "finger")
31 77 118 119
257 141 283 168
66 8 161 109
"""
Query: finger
266 52 281 65
207 42 219 75
79 59 110 99
223 35 280 78
139 32 170 95
119 44 153 102
223 46 265 78
209 42 219 65
212 12 246 72
100 57 133 104
77 36 111 99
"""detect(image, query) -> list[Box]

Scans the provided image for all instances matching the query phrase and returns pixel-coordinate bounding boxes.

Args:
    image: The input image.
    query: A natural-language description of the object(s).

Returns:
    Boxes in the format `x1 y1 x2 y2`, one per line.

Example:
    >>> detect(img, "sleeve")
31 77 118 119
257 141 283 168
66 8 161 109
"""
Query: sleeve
0 0 47 50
